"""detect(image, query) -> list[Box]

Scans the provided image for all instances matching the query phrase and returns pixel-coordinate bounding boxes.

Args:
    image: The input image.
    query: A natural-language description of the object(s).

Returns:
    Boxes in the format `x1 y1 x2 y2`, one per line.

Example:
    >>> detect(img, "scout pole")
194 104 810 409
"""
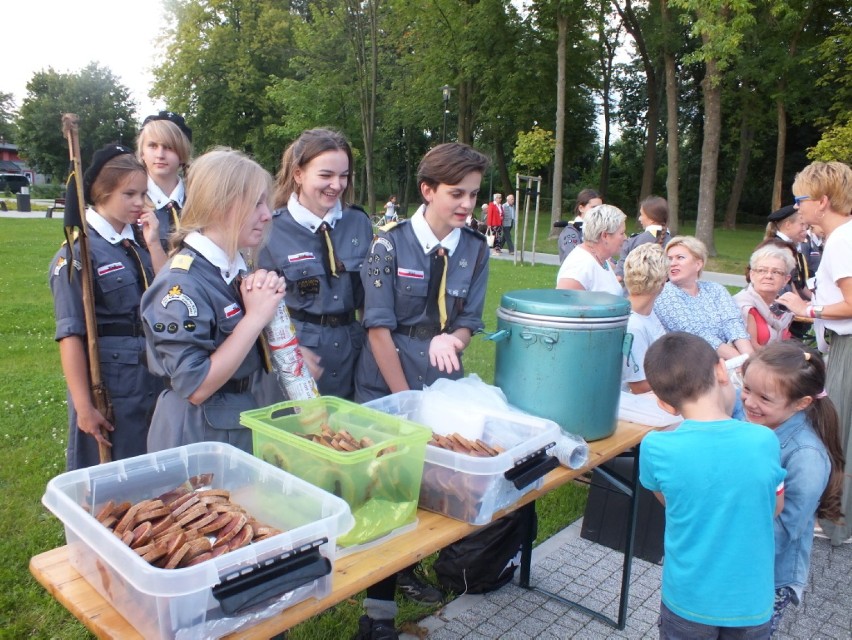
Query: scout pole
62 113 113 463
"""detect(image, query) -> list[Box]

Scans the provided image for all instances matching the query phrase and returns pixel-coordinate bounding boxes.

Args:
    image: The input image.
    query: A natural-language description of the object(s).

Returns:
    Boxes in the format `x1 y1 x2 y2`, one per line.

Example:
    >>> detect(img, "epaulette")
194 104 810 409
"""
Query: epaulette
60 229 80 247
461 225 487 241
170 253 195 272
380 219 408 233
348 203 368 215
629 232 640 238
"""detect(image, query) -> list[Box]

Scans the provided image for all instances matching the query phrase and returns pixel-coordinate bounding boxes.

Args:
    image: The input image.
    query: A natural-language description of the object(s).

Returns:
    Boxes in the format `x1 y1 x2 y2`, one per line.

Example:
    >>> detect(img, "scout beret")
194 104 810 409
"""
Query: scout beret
142 111 193 142
83 144 134 205
767 204 797 222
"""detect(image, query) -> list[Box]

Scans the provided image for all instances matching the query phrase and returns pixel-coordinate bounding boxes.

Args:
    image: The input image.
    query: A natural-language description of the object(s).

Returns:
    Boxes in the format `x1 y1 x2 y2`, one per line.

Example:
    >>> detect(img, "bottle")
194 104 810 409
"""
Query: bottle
263 301 319 400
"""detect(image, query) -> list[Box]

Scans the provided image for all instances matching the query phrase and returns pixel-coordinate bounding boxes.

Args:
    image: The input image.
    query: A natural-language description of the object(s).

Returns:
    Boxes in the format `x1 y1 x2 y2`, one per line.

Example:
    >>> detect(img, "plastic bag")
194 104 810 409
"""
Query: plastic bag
618 391 683 428
418 376 510 440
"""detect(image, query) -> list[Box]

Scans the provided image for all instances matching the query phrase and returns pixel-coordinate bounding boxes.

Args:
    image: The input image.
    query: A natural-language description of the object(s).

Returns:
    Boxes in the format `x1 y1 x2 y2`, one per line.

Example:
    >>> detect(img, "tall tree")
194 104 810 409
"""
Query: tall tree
0 92 16 143
17 64 135 178
660 0 680 232
669 0 755 255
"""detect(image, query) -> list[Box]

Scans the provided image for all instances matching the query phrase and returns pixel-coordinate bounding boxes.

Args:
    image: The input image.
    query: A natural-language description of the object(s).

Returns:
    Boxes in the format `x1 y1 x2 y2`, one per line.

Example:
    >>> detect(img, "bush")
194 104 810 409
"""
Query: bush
31 183 65 199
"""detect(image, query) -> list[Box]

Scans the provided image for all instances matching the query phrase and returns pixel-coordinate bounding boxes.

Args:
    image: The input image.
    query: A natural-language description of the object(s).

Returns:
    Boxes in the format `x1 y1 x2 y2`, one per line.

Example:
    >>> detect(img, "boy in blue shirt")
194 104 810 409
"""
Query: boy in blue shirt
640 332 786 639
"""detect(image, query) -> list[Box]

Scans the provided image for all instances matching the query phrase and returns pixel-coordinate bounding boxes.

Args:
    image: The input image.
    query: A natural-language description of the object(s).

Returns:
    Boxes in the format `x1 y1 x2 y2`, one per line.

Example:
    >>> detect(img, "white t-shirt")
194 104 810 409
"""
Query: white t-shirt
815 218 852 336
556 246 624 297
622 310 666 390
384 201 397 220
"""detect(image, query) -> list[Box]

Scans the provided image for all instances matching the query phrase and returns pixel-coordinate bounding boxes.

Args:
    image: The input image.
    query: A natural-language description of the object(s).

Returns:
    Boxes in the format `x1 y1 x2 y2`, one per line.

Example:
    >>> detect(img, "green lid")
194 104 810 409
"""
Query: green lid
499 289 630 319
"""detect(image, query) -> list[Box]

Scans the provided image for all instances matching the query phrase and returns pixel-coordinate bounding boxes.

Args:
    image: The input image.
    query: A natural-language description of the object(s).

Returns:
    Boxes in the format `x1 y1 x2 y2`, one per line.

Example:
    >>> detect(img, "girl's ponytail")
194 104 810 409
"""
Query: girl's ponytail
807 394 845 522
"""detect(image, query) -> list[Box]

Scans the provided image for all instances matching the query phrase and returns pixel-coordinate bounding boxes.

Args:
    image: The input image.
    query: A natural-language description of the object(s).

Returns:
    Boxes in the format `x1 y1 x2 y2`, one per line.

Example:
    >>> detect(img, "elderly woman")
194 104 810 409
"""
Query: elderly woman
777 161 852 547
654 235 753 358
556 204 626 296
733 244 795 349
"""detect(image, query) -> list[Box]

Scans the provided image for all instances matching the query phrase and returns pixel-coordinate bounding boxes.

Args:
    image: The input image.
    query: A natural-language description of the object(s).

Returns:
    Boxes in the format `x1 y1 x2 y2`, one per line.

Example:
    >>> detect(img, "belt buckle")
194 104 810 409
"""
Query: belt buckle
414 326 431 340
326 315 340 328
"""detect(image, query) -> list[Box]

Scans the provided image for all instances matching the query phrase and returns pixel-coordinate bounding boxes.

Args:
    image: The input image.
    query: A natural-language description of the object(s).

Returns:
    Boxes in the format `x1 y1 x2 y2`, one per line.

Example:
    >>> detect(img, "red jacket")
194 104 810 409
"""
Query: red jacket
486 202 503 226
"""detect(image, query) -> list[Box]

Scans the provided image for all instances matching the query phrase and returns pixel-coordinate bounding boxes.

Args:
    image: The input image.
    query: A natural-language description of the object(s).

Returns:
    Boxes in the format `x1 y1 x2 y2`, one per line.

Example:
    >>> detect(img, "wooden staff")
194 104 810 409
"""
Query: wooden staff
62 113 113 463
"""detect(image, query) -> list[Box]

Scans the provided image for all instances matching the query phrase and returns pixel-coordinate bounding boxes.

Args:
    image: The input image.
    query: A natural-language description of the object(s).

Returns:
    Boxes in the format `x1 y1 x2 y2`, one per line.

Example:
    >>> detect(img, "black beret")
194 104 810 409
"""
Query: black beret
768 204 797 222
142 111 193 142
83 144 134 205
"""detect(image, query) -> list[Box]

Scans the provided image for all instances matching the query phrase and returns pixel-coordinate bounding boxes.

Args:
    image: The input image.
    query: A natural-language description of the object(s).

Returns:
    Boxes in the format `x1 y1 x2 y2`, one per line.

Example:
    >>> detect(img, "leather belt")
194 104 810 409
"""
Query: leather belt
395 324 442 340
97 323 144 337
165 377 251 394
287 307 355 328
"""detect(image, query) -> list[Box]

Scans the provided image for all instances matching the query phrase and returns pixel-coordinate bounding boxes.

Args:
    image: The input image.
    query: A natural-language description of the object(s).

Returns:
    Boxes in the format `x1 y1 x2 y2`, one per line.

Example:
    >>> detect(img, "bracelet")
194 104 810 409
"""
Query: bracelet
807 305 815 319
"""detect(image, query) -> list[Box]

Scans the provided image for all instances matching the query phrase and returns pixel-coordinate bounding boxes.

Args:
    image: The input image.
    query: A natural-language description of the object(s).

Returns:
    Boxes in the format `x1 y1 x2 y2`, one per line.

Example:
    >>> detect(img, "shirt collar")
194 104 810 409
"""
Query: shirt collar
286 193 343 231
411 206 461 256
147 177 186 210
184 231 247 284
87 208 136 245
774 410 809 447
775 230 792 243
646 224 663 236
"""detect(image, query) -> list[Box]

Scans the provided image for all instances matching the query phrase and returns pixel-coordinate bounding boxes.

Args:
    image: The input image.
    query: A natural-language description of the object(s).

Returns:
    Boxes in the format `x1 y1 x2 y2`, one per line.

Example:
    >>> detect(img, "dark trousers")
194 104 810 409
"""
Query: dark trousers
502 225 514 252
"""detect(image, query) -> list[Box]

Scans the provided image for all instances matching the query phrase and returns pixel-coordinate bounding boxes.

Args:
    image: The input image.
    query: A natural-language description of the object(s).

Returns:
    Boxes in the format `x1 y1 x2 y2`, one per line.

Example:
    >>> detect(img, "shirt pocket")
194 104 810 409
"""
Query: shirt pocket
282 259 325 303
394 276 429 318
445 268 474 302
96 267 140 314
202 393 254 431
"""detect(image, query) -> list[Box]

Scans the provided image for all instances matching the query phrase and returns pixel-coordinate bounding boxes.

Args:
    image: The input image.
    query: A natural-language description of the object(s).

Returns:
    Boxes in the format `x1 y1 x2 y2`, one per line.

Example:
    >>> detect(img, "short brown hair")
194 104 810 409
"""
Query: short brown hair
417 143 489 195
89 154 147 206
644 332 719 412
274 128 353 208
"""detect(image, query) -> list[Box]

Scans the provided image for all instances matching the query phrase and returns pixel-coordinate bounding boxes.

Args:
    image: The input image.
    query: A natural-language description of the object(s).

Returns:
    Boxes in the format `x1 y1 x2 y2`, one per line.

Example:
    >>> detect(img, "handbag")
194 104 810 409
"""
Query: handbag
485 228 495 247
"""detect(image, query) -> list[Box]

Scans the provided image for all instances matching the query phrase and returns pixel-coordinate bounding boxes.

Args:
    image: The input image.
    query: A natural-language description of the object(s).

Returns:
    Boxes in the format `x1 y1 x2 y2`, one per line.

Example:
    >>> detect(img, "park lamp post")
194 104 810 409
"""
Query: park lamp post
116 117 126 145
441 84 452 143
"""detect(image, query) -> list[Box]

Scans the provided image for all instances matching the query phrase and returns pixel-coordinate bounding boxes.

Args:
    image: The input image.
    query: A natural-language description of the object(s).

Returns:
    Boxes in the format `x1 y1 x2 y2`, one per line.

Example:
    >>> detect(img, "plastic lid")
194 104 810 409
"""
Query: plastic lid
499 289 630 318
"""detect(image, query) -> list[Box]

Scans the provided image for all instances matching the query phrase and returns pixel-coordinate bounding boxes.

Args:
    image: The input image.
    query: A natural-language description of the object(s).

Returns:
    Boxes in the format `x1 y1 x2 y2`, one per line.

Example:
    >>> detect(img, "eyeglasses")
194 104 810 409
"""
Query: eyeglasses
793 195 811 205
751 267 788 278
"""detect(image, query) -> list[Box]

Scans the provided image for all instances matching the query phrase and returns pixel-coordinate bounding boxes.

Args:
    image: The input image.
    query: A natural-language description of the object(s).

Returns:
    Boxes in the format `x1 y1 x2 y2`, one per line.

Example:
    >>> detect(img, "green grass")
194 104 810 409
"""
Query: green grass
0 215 755 638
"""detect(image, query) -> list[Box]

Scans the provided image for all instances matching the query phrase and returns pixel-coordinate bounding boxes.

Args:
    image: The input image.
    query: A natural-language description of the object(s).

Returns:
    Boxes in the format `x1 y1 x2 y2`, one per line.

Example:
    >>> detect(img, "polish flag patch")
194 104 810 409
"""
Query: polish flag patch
224 303 242 318
288 252 315 262
397 268 424 279
97 262 125 276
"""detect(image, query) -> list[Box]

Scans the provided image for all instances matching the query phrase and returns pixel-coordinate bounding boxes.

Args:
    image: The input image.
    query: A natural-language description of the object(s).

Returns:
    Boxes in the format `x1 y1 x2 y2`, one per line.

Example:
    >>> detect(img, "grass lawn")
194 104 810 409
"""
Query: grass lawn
0 214 759 638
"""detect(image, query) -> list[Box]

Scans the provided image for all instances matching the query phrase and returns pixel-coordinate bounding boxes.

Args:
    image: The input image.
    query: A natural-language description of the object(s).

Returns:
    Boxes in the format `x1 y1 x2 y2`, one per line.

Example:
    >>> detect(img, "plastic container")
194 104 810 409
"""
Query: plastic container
491 289 631 441
42 442 354 640
365 390 561 525
241 397 431 549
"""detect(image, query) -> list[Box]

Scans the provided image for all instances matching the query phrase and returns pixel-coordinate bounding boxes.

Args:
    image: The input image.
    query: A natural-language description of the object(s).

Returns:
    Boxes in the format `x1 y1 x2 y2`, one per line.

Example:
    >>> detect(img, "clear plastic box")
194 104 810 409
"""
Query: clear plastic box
241 397 432 549
41 442 354 640
365 391 561 525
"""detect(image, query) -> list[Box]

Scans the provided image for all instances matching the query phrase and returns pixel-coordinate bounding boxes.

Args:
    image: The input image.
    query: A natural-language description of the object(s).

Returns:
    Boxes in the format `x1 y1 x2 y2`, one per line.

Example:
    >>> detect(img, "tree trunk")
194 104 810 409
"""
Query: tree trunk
641 76 660 200
661 0 679 234
772 96 787 212
495 139 512 197
551 7 567 232
695 55 721 256
723 114 754 230
457 79 475 145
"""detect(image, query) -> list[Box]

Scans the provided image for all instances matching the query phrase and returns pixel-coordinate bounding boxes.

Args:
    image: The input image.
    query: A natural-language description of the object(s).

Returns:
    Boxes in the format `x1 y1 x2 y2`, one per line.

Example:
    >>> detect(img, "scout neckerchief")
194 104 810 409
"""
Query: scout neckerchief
147 176 185 233
411 209 460 331
287 193 345 280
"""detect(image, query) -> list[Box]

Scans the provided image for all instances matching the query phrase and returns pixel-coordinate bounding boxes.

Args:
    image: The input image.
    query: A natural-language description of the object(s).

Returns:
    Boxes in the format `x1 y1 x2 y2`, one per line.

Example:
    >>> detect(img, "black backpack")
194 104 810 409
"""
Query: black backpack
433 509 534 594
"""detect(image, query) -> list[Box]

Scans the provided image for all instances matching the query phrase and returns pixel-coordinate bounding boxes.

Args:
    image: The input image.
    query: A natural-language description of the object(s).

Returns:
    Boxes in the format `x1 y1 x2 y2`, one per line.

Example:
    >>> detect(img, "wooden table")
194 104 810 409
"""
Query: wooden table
30 420 653 639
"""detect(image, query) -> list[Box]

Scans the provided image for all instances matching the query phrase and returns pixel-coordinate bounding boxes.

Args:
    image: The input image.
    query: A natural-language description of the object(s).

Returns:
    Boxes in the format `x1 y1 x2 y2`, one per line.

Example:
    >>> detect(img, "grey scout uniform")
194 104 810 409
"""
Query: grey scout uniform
614 228 671 278
141 238 262 454
49 212 163 470
254 203 372 401
147 176 185 251
354 219 489 403
558 221 582 264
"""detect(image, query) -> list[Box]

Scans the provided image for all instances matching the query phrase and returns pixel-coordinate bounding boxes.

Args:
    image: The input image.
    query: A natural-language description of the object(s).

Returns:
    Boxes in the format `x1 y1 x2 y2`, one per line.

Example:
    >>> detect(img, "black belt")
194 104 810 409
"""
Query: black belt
97 323 144 337
287 307 355 328
165 377 251 394
395 324 442 340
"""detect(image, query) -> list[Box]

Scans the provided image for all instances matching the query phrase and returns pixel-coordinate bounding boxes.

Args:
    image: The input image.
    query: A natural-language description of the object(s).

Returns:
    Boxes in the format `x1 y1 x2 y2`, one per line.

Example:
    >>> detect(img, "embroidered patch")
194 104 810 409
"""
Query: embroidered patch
371 237 393 252
385 255 393 262
384 266 392 274
97 262 125 276
160 284 199 317
459 259 468 268
397 268 425 279
153 322 165 333
224 302 242 318
171 254 194 271
167 323 179 334
288 252 316 263
53 257 80 275
373 279 382 288
352 237 360 246
297 277 321 296
183 320 197 332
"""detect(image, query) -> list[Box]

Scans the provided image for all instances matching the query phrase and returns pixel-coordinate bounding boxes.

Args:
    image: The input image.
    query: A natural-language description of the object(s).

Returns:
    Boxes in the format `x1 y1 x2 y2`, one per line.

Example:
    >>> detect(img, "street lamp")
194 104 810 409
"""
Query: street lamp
441 84 452 143
116 117 126 145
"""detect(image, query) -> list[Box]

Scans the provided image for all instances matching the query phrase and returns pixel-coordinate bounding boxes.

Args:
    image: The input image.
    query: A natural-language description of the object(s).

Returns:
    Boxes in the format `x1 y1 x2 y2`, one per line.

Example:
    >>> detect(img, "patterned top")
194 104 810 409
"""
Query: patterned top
654 280 749 350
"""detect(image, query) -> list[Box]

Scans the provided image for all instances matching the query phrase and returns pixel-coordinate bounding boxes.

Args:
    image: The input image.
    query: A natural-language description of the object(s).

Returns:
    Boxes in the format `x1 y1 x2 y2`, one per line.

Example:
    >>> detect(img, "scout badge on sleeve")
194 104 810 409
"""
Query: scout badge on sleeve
61 113 114 464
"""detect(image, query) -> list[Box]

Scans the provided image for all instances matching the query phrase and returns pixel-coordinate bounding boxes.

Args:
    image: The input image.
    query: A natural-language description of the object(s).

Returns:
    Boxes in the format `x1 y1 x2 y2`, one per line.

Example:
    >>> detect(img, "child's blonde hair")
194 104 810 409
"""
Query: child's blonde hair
624 243 668 295
172 147 273 261
136 119 193 167
792 161 852 215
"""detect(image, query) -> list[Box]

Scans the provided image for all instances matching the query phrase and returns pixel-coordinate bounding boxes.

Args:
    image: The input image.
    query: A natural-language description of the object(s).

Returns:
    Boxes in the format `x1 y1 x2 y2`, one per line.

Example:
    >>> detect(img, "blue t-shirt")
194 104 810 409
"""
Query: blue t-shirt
640 419 785 626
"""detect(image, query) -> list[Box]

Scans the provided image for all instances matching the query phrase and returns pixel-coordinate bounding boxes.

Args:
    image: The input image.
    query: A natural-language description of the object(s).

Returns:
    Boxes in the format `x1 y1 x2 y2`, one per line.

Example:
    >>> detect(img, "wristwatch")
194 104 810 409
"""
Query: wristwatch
809 305 824 319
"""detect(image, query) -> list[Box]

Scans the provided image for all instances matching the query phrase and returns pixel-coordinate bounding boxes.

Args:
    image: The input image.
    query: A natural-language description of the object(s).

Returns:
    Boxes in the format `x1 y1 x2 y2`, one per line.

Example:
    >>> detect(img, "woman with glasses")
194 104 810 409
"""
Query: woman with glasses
654 235 753 358
777 161 852 547
734 244 796 349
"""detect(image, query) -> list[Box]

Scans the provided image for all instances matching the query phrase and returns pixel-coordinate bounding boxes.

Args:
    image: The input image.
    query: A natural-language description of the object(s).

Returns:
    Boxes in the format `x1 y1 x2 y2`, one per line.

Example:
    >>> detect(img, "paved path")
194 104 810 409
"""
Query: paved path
405 518 852 639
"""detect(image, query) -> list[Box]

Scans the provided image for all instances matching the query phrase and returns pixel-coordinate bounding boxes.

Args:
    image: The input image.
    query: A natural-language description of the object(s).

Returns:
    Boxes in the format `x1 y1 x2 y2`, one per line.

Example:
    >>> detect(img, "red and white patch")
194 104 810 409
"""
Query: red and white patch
224 303 242 318
288 252 316 263
397 268 424 279
97 262 125 276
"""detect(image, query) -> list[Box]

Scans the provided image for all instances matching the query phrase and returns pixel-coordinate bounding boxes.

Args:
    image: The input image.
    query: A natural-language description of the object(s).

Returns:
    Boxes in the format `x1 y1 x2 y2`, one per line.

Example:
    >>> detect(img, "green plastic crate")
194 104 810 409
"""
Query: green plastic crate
241 397 431 548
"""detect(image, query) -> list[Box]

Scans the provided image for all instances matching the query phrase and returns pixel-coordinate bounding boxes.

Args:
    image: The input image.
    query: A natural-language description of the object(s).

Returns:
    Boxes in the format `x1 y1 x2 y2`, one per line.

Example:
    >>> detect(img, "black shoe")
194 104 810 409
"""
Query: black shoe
397 568 443 605
352 615 399 640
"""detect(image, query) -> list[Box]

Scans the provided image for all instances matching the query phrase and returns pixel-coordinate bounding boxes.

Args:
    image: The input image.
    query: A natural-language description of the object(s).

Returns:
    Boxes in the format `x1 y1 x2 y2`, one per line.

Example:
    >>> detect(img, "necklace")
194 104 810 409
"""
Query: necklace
582 243 609 270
